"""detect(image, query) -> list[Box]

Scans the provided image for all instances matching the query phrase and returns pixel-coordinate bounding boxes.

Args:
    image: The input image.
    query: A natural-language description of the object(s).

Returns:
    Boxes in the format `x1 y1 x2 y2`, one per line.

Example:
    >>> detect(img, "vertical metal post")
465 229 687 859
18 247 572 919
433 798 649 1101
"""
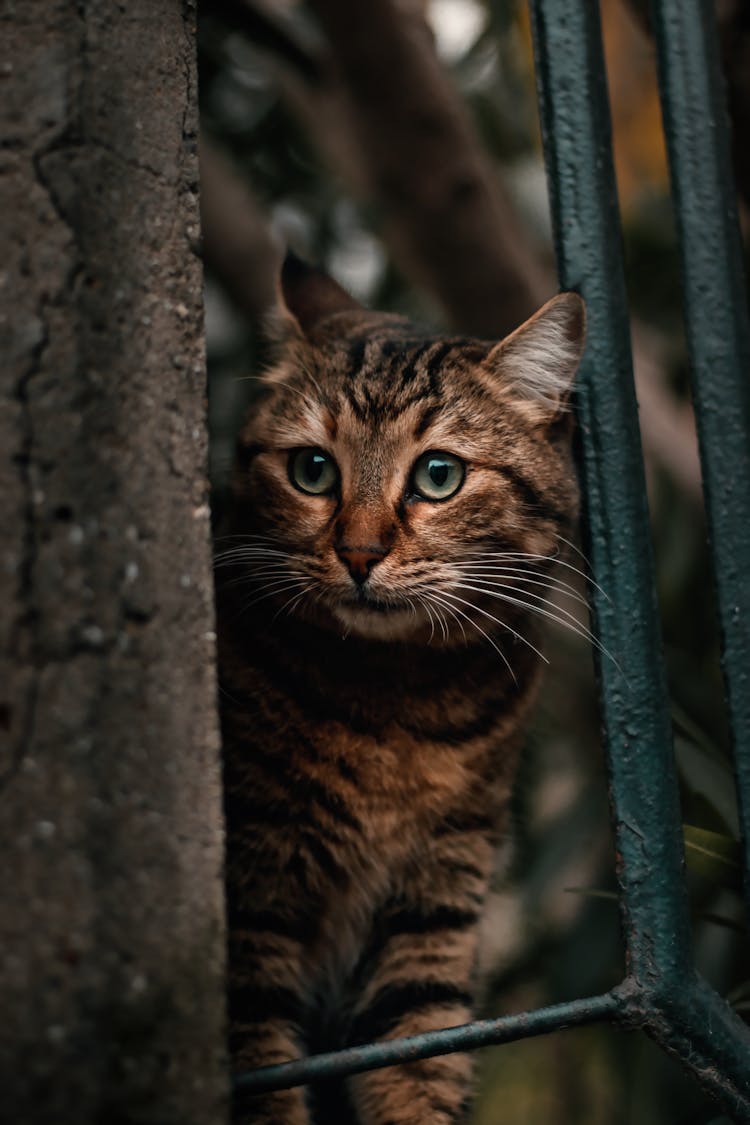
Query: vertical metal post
649 0 750 915
529 0 693 993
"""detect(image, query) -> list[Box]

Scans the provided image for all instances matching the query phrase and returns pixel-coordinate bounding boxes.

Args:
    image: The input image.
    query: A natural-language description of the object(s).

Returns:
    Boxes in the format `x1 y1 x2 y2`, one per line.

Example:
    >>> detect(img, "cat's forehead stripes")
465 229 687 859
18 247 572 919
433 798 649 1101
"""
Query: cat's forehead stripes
413 403 441 438
260 329 515 461
328 334 486 425
342 332 436 386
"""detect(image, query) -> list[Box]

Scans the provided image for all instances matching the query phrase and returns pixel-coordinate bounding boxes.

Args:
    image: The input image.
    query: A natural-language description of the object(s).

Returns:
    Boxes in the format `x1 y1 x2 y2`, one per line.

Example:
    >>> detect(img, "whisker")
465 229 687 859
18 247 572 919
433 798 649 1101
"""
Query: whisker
219 567 308 593
235 564 304 578
454 579 593 640
436 603 449 639
237 578 313 618
274 584 315 622
236 373 326 420
272 367 329 410
451 580 619 669
423 592 517 682
213 547 295 566
453 580 591 635
554 532 594 568
421 596 438 644
239 576 312 604
436 589 549 666
215 553 310 586
214 553 322 582
406 596 418 623
451 566 589 606
424 593 468 647
432 599 449 643
221 557 306 575
461 550 609 598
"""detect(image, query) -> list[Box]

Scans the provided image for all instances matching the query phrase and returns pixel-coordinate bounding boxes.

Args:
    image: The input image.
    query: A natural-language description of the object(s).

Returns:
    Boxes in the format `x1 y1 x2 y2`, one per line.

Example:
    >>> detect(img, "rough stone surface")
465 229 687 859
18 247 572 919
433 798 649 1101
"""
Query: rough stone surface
0 1 227 1120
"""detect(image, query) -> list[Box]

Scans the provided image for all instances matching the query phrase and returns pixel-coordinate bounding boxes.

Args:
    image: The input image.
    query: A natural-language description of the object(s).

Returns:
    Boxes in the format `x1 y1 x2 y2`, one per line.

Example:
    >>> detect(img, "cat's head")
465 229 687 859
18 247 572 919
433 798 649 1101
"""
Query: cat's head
225 255 585 646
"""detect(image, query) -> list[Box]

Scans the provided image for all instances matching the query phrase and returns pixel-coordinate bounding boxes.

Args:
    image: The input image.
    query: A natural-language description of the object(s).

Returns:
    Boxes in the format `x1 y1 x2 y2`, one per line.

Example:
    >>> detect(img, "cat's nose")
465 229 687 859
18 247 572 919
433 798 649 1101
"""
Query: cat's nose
336 545 388 585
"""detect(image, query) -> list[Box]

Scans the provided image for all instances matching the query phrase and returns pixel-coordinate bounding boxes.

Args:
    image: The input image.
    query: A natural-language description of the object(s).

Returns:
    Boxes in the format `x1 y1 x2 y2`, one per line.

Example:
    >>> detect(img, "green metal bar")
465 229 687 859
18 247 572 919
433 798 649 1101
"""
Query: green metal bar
649 0 750 915
234 991 621 1096
529 0 692 994
233 975 750 1113
530 1 750 1117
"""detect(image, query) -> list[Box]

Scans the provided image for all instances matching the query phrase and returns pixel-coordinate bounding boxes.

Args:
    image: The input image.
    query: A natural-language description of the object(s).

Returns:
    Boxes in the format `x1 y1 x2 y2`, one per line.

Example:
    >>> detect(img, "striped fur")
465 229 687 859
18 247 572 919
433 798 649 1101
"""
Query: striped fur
218 259 585 1124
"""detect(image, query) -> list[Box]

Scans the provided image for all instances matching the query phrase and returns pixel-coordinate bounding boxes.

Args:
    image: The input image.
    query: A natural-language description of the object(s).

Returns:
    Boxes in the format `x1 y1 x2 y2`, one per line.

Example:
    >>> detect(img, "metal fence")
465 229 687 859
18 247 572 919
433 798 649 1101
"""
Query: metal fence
235 1 750 1118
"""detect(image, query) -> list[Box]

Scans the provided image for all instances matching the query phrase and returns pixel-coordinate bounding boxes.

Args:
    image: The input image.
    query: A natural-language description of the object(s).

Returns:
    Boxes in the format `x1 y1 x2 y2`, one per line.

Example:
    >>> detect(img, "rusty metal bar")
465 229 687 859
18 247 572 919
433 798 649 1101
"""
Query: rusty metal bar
234 990 621 1097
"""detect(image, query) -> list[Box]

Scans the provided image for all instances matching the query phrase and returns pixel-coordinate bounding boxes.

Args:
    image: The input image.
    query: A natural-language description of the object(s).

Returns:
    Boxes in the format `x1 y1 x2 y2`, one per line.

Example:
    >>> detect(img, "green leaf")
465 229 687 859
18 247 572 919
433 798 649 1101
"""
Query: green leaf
683 824 742 890
563 886 618 902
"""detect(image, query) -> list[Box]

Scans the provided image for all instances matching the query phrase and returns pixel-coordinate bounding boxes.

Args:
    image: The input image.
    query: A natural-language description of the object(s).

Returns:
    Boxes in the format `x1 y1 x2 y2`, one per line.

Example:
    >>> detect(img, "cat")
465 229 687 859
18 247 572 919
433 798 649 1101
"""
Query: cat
216 253 585 1125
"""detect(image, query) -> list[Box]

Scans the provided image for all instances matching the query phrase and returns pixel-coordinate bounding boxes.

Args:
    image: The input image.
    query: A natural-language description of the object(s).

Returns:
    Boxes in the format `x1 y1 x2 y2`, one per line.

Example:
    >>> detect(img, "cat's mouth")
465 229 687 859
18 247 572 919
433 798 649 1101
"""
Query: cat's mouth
343 591 393 614
332 590 422 640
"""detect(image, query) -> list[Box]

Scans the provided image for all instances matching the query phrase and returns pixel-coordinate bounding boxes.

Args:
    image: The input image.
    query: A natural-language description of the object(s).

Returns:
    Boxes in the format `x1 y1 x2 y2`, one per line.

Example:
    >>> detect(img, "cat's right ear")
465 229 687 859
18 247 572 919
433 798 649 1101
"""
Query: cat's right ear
484 292 586 422
277 252 362 338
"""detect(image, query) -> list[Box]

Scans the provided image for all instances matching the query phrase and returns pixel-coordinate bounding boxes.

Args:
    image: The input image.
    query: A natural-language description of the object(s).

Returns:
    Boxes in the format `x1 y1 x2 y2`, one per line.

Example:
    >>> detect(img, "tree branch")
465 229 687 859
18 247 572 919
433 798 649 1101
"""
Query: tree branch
303 0 552 337
199 133 282 324
203 0 702 499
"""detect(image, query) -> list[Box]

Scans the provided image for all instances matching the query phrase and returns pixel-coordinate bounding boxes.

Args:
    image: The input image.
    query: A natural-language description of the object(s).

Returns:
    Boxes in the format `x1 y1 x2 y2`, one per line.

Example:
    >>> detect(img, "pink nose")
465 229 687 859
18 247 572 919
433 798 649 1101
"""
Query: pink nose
336 545 388 585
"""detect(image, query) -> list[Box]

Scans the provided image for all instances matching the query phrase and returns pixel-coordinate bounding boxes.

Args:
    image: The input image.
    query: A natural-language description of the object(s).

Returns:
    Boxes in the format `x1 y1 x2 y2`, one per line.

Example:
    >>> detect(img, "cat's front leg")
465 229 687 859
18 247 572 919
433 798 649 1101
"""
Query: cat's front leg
228 909 312 1125
346 827 494 1125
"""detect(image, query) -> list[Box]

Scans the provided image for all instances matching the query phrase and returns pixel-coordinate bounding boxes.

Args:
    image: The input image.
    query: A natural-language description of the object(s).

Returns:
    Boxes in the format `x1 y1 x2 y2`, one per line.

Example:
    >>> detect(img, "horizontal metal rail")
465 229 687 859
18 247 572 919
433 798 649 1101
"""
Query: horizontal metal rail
235 975 750 1117
235 992 621 1097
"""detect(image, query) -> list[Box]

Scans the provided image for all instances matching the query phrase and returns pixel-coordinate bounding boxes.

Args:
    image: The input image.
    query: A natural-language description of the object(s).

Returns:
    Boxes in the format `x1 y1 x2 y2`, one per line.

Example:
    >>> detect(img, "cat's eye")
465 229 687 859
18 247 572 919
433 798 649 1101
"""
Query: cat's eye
288 448 339 496
410 451 465 501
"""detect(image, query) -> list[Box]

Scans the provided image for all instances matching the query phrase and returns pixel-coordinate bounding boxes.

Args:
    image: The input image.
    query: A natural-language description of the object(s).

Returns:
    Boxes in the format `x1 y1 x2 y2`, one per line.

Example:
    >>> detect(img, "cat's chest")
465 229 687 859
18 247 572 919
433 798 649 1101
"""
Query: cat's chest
225 640 495 821
322 721 479 827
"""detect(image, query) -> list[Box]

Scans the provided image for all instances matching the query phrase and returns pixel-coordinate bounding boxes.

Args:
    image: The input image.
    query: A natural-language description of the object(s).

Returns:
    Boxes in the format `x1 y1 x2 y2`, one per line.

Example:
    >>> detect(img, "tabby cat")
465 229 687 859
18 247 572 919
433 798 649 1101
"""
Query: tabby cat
217 254 585 1125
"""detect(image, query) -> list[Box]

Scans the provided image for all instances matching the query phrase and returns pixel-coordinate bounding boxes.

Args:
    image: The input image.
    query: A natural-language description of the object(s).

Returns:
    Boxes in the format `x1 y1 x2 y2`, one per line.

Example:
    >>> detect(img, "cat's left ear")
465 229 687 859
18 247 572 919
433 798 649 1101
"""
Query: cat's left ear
278 251 363 337
484 292 586 421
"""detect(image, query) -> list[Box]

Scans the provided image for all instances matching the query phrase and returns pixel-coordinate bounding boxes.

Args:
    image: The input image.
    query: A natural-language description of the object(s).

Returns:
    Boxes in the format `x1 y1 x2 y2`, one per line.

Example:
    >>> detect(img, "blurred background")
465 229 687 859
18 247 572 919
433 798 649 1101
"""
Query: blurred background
197 1 750 1121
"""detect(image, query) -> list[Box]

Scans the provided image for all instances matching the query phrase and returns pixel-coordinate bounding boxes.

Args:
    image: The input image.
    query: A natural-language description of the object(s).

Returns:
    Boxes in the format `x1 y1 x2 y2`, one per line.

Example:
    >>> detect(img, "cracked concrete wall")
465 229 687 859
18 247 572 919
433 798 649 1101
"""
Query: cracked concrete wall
0 1 227 1121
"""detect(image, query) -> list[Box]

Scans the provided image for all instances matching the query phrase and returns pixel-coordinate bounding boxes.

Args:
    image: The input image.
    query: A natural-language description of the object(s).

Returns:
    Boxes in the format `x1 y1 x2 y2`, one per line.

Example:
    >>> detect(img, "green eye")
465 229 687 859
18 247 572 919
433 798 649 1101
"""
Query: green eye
288 448 338 496
411 451 465 501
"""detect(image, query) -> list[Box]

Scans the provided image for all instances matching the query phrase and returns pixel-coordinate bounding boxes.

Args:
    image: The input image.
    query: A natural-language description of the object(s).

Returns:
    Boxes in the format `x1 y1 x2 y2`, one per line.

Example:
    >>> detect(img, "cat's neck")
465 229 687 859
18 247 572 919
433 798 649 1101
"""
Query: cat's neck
217 582 540 704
